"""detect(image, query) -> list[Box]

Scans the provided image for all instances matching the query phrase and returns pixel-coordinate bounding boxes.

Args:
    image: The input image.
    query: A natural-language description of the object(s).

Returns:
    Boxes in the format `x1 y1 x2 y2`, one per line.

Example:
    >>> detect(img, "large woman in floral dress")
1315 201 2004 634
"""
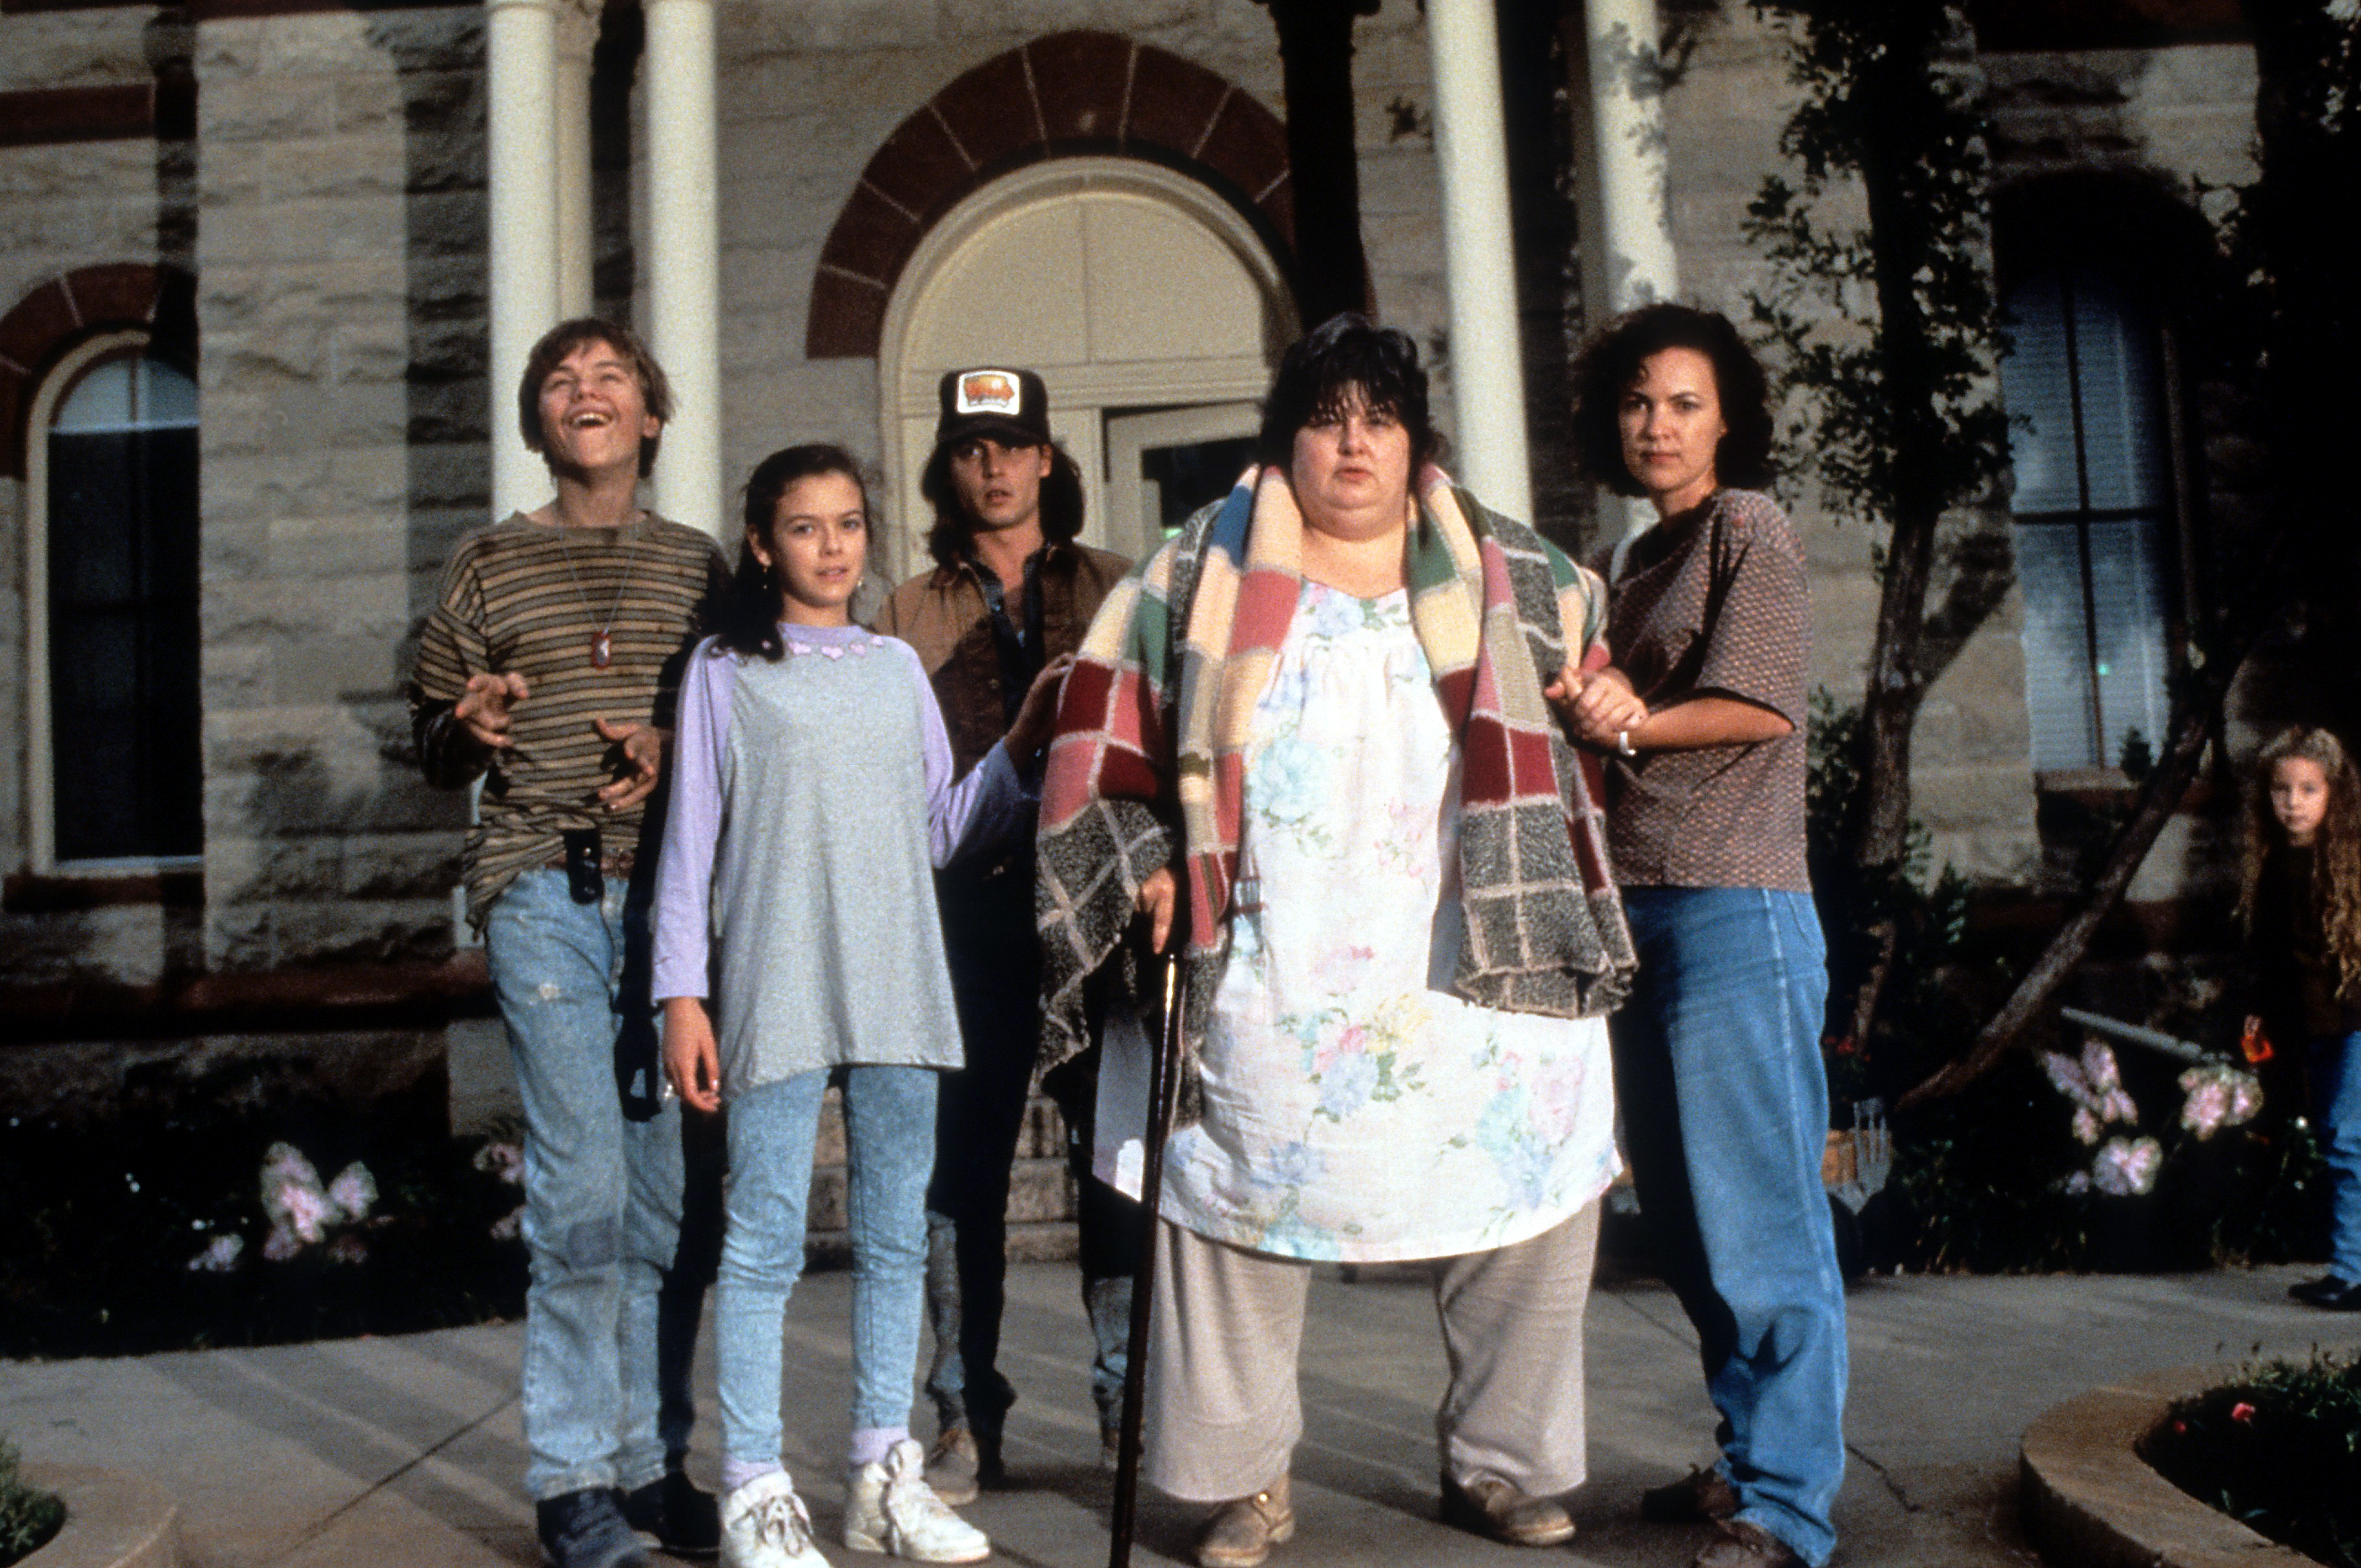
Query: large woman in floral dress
1036 315 1638 1568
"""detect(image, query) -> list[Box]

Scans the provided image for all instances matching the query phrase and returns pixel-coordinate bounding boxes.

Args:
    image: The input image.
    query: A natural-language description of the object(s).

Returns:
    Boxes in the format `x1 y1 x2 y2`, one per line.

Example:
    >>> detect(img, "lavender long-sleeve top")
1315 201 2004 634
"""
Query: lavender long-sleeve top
650 623 1031 1087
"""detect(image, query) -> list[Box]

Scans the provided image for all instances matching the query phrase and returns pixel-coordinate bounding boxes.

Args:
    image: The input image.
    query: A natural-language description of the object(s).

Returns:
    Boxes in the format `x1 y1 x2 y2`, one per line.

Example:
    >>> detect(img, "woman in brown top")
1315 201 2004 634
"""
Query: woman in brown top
1559 305 1845 1568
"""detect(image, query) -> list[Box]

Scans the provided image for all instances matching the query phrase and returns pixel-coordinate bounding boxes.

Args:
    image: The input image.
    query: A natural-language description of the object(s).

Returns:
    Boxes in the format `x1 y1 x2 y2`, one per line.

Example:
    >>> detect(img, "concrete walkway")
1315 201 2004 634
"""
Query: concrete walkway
4 1262 2353 1568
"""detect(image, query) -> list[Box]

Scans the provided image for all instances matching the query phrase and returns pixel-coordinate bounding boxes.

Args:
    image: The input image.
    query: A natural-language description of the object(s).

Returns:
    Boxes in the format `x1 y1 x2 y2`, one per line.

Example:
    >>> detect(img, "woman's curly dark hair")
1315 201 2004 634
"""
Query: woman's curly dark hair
919 442 1086 570
1570 303 1775 498
1257 312 1442 473
712 443 872 663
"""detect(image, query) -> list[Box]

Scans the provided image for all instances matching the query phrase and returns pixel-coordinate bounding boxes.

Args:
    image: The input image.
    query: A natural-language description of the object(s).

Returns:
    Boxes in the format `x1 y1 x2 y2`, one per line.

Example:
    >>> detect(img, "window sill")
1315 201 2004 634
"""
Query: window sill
4 867 204 914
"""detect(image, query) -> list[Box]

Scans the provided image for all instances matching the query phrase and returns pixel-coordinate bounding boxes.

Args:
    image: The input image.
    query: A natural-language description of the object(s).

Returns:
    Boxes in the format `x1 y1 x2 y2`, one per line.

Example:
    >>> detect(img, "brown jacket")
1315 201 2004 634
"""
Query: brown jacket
874 538 1132 774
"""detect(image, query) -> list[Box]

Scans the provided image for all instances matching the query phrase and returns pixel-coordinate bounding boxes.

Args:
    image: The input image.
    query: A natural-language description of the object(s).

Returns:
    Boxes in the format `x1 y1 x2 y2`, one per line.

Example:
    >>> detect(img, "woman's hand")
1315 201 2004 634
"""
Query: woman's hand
1137 865 1177 953
1006 653 1077 762
1547 664 1648 749
662 997 722 1114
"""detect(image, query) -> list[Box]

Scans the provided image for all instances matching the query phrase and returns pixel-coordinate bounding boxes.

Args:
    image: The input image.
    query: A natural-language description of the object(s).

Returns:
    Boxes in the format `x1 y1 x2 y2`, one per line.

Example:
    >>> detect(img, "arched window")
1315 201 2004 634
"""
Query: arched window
25 336 203 868
1999 266 2178 774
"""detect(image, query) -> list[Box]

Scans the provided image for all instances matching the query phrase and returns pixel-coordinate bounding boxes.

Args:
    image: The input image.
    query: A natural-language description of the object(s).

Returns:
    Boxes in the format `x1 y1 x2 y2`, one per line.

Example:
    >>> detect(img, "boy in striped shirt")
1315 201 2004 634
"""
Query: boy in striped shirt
409 319 728 1568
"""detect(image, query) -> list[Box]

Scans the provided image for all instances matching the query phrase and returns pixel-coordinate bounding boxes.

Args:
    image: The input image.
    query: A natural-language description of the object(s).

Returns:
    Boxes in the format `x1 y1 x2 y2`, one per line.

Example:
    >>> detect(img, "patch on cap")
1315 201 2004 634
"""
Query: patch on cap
955 370 1023 417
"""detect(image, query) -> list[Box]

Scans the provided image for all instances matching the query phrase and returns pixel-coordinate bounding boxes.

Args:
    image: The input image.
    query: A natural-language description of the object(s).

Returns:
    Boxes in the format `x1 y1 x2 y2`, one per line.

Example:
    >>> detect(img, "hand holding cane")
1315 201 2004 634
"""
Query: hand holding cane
1108 954 1184 1568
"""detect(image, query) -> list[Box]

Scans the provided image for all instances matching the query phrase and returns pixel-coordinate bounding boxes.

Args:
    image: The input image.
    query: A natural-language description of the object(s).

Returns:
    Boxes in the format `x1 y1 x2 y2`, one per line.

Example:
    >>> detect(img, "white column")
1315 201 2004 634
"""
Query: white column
1424 0 1532 520
1577 0 1680 319
1573 0 1680 539
642 0 723 538
485 0 562 521
553 0 599 317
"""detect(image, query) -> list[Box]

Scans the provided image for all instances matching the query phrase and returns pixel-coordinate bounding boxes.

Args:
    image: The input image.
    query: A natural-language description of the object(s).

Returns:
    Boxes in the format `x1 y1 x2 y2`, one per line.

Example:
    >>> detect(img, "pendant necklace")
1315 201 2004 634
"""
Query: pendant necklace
552 517 642 670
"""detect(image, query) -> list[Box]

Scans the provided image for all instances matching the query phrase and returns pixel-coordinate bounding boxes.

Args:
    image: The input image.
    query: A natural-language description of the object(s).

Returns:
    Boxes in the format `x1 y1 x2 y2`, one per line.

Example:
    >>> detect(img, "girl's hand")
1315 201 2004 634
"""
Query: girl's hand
662 997 722 1114
1137 865 1177 954
1007 653 1078 762
455 670 531 749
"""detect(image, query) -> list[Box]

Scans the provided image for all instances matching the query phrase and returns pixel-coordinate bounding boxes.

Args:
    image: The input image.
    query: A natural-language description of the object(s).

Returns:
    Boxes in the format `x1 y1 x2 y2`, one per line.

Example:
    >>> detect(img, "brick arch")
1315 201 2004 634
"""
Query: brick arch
806 31 1296 359
0 262 197 481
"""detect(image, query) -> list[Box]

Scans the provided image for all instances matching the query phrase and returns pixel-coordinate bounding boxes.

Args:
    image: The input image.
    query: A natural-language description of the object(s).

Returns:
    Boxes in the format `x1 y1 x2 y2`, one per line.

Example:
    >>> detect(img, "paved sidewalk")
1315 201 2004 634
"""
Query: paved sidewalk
4 1261 2353 1567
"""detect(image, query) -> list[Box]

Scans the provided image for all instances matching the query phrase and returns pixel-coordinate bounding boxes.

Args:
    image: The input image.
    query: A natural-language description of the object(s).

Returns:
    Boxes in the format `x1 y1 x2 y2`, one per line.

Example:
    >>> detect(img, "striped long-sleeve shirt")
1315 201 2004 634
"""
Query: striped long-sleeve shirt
408 511 729 926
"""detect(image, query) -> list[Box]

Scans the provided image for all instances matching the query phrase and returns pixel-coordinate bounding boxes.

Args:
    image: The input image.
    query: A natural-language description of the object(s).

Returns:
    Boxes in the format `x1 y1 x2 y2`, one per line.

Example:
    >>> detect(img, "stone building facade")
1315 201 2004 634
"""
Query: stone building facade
0 0 2272 1126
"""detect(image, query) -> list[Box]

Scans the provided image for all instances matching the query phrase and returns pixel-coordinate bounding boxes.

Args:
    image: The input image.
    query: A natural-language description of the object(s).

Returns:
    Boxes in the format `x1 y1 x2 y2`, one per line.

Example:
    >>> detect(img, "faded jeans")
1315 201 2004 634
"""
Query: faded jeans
485 868 691 1501
2311 1030 2361 1283
1610 886 1848 1568
717 1065 935 1465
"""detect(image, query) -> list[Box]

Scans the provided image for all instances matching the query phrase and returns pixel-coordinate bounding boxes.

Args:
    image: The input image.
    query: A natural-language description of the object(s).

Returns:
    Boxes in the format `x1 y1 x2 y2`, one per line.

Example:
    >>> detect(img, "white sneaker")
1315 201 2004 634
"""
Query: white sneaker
719 1472 825 1568
844 1438 992 1562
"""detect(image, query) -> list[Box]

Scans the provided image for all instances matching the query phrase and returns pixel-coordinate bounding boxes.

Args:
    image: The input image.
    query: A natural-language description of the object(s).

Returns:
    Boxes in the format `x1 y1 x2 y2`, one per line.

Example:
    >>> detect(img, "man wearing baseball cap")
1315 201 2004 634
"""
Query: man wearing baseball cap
874 368 1137 1499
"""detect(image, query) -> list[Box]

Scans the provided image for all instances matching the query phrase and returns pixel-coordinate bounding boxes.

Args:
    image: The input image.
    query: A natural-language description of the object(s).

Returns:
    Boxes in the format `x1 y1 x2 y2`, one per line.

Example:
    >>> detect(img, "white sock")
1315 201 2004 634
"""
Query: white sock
848 1427 909 1469
722 1458 785 1495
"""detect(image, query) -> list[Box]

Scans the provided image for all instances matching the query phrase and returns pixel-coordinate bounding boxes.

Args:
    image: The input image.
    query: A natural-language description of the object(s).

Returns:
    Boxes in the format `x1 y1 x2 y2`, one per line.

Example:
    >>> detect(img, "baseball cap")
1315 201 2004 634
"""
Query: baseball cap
934 367 1052 451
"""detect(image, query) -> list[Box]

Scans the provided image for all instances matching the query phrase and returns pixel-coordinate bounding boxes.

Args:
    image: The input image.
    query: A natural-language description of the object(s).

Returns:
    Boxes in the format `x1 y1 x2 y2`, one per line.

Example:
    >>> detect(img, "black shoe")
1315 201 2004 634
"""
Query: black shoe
620 1471 721 1558
1640 1465 1740 1524
537 1487 650 1568
2290 1274 2361 1310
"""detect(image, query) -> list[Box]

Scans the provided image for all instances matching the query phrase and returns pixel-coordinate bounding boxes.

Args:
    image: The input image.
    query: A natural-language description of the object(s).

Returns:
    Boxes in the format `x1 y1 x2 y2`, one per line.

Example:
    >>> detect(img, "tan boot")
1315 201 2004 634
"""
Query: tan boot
1439 1472 1577 1546
1193 1474 1294 1568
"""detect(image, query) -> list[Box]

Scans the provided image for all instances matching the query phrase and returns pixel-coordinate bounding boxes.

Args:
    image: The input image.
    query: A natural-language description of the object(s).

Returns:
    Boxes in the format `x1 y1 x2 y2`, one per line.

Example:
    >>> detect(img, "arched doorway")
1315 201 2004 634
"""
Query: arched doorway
877 158 1296 575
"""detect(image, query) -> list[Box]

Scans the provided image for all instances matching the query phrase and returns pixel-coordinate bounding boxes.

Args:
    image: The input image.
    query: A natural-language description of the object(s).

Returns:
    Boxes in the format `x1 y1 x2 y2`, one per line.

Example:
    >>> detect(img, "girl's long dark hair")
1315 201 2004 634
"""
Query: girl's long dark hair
2240 725 2361 994
711 444 872 663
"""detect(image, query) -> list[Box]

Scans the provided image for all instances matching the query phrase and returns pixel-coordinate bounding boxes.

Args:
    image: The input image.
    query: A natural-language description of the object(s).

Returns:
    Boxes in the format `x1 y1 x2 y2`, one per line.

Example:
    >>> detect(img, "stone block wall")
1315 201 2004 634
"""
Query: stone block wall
194 6 487 972
0 12 188 986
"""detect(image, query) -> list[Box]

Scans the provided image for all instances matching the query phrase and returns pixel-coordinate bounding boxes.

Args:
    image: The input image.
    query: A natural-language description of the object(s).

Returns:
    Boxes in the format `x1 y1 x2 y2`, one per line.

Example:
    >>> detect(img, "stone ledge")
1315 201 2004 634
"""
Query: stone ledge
19 1463 181 1568
2019 1363 2315 1568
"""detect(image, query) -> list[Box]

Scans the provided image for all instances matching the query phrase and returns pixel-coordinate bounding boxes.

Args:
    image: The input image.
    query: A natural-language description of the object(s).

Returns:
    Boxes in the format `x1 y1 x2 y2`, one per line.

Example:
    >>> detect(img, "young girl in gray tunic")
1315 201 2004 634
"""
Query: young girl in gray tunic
653 445 1070 1568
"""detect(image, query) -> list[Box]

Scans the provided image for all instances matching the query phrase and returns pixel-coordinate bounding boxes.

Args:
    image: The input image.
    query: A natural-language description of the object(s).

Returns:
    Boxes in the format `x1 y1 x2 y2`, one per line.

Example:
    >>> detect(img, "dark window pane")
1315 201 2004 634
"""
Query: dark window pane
46 423 203 860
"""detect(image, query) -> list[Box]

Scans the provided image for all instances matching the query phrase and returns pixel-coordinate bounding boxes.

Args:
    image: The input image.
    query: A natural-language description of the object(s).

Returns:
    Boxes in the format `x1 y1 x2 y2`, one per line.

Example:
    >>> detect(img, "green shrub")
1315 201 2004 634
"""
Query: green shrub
0 1439 65 1567
2144 1352 2361 1567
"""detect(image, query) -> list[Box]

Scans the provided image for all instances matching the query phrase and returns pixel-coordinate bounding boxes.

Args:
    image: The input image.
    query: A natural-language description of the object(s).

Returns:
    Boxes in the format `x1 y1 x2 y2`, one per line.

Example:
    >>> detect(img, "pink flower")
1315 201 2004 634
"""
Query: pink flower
325 1163 377 1222
2180 1077 2232 1138
325 1233 369 1267
474 1141 526 1185
273 1181 333 1243
2230 1401 2256 1424
490 1205 525 1241
2082 1042 2125 1095
262 1222 304 1262
2072 1107 2103 1146
186 1233 245 1273
2091 1135 2163 1197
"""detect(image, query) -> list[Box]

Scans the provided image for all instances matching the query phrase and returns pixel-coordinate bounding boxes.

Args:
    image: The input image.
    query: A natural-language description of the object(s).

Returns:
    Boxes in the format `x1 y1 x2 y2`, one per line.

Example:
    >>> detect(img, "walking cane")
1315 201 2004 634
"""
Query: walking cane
1108 954 1184 1568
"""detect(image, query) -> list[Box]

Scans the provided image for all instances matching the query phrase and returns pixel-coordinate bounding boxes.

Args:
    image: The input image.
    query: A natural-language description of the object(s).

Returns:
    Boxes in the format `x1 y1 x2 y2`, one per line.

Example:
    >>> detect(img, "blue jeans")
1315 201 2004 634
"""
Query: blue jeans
718 1065 935 1464
2311 1030 2361 1283
1610 887 1847 1567
485 868 690 1501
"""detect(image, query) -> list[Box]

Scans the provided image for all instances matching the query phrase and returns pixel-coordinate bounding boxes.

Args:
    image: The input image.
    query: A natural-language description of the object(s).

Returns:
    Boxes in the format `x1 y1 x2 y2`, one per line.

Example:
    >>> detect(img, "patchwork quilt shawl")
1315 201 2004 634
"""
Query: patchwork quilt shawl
1035 465 1637 1123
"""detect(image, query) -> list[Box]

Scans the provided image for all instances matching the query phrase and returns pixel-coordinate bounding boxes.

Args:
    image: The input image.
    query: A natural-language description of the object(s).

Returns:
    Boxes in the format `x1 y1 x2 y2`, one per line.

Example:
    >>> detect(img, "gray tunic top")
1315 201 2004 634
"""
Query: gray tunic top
652 624 1030 1096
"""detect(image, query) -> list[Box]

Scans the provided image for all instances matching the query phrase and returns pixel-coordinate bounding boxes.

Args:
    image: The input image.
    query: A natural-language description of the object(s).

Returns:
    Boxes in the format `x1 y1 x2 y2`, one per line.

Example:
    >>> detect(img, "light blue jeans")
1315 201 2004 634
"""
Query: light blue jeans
718 1065 936 1466
1610 886 1848 1567
2311 1030 2361 1283
485 868 689 1501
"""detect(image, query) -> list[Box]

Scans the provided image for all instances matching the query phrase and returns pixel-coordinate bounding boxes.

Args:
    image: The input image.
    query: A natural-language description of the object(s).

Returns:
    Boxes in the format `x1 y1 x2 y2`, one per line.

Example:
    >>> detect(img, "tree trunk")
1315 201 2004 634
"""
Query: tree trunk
1844 14 1956 875
1264 0 1376 328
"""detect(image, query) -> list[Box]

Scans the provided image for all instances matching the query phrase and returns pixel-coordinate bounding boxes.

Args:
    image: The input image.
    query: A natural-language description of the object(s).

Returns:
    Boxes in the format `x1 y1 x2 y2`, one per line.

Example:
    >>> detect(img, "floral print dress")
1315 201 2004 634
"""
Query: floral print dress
1162 580 1619 1262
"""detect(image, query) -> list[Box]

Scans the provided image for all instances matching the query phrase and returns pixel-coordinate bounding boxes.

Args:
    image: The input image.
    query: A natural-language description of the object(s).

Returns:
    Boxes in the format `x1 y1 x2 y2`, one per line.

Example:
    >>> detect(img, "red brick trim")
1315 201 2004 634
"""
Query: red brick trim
0 262 196 482
806 30 1296 359
0 83 155 146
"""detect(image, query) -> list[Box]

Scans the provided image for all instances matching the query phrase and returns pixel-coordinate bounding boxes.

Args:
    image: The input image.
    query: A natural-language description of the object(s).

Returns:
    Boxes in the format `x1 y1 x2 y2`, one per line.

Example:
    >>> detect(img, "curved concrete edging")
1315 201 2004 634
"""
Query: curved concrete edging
19 1464 180 1568
2020 1363 2315 1568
